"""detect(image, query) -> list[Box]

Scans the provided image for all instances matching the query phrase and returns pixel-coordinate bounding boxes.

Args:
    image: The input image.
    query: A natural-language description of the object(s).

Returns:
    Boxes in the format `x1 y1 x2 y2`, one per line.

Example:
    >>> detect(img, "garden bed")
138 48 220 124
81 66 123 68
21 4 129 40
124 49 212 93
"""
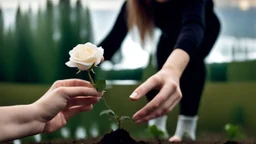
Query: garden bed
14 139 252 144
4 130 255 144
27 139 255 144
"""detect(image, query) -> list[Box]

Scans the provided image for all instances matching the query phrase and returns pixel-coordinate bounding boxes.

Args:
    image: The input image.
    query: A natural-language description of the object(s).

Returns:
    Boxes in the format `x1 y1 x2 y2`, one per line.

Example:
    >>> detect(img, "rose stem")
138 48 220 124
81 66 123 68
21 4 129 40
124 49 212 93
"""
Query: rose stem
87 70 95 85
87 70 120 127
102 95 120 128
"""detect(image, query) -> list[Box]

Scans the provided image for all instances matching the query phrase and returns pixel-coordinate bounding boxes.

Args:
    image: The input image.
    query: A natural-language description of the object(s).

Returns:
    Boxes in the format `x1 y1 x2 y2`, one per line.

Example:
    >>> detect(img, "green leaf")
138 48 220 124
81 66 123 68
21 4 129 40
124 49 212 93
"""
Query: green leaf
224 123 245 140
225 124 238 138
149 125 164 138
95 79 106 92
120 116 130 121
100 109 115 117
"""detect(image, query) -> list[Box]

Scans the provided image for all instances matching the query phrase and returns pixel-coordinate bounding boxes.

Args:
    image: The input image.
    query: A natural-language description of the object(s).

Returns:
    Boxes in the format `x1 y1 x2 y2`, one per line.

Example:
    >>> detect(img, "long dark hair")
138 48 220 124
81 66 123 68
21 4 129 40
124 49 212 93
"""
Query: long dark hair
127 0 154 45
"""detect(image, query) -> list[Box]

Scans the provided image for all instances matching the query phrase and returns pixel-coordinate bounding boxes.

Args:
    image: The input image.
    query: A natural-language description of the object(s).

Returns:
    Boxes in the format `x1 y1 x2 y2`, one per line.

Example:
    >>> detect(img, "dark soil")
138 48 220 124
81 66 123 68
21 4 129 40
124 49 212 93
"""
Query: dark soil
223 141 242 144
2 130 255 144
97 129 148 144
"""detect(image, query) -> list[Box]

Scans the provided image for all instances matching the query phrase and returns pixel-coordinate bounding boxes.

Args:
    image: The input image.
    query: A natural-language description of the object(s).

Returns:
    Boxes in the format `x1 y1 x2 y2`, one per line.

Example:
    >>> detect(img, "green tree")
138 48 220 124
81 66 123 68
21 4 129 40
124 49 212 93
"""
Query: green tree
0 8 4 81
0 7 3 46
71 0 93 44
57 0 78 80
73 0 82 43
1 28 18 82
13 7 39 83
81 0 94 43
32 0 58 84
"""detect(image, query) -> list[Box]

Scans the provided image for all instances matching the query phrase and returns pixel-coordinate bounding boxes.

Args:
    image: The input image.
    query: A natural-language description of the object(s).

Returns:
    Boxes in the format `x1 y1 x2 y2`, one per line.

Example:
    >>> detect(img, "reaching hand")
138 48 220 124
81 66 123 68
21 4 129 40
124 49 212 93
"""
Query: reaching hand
130 68 182 124
33 79 102 133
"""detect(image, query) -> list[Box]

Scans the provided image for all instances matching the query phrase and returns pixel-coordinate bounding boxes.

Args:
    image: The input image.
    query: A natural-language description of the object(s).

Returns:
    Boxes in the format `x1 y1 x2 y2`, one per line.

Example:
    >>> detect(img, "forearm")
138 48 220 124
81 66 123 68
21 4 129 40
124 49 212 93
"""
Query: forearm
174 0 206 59
162 49 190 78
0 104 43 142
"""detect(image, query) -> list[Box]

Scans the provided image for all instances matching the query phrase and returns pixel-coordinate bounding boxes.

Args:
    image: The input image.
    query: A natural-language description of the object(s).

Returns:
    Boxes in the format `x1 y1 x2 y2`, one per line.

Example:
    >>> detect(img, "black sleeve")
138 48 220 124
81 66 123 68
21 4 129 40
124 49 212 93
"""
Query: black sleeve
98 2 128 60
175 0 206 57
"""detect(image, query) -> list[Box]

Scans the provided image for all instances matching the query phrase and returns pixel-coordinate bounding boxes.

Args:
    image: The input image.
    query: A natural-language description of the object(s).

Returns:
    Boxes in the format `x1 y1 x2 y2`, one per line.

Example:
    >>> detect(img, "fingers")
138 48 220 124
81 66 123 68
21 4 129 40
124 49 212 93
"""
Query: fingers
133 83 176 121
50 79 93 91
130 77 160 101
54 87 102 98
135 92 180 123
63 96 100 121
101 57 104 62
66 97 100 108
63 105 93 120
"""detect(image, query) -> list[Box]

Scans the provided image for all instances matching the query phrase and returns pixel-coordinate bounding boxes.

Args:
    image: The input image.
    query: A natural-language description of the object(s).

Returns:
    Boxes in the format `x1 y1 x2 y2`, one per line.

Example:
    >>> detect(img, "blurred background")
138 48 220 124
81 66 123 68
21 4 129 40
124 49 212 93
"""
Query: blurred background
0 0 256 143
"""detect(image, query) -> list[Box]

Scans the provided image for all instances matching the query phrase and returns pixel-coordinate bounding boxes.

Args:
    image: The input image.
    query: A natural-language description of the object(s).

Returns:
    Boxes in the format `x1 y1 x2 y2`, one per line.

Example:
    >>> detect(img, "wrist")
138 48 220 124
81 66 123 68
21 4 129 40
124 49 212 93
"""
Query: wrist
161 65 182 79
29 103 46 133
162 49 190 78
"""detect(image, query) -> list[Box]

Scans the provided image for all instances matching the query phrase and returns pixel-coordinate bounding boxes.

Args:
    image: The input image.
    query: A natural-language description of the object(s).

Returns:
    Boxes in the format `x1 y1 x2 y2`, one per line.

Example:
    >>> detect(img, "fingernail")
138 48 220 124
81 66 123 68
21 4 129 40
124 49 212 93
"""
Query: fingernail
129 92 138 99
136 119 143 123
133 116 140 121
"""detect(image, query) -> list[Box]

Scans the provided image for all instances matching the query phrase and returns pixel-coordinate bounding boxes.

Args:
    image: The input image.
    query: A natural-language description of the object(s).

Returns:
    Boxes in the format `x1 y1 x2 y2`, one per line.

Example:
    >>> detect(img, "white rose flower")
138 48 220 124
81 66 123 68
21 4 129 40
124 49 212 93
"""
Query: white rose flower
66 42 104 71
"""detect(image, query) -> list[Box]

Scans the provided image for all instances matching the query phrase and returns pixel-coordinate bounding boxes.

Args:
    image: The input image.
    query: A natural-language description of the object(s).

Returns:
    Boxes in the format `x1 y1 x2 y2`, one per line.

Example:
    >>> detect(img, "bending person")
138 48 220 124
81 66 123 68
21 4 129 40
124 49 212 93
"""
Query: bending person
99 0 220 142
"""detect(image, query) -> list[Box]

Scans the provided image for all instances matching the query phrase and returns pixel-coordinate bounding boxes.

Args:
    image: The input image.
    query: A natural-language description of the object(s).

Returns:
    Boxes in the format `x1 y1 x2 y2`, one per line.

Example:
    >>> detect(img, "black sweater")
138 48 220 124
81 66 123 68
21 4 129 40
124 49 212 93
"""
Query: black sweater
100 0 219 60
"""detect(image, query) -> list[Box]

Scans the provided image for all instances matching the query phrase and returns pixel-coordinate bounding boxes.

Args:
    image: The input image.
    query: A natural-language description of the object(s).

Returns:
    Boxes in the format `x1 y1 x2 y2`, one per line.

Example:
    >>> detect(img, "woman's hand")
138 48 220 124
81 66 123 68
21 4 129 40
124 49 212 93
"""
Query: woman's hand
130 49 190 123
33 79 102 133
130 68 182 123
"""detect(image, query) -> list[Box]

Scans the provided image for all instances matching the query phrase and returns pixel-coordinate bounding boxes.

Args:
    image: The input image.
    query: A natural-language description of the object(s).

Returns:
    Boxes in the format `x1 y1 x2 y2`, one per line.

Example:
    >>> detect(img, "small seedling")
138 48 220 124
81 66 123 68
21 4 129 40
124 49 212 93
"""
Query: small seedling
100 109 130 129
148 125 164 144
224 123 246 140
86 67 130 129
